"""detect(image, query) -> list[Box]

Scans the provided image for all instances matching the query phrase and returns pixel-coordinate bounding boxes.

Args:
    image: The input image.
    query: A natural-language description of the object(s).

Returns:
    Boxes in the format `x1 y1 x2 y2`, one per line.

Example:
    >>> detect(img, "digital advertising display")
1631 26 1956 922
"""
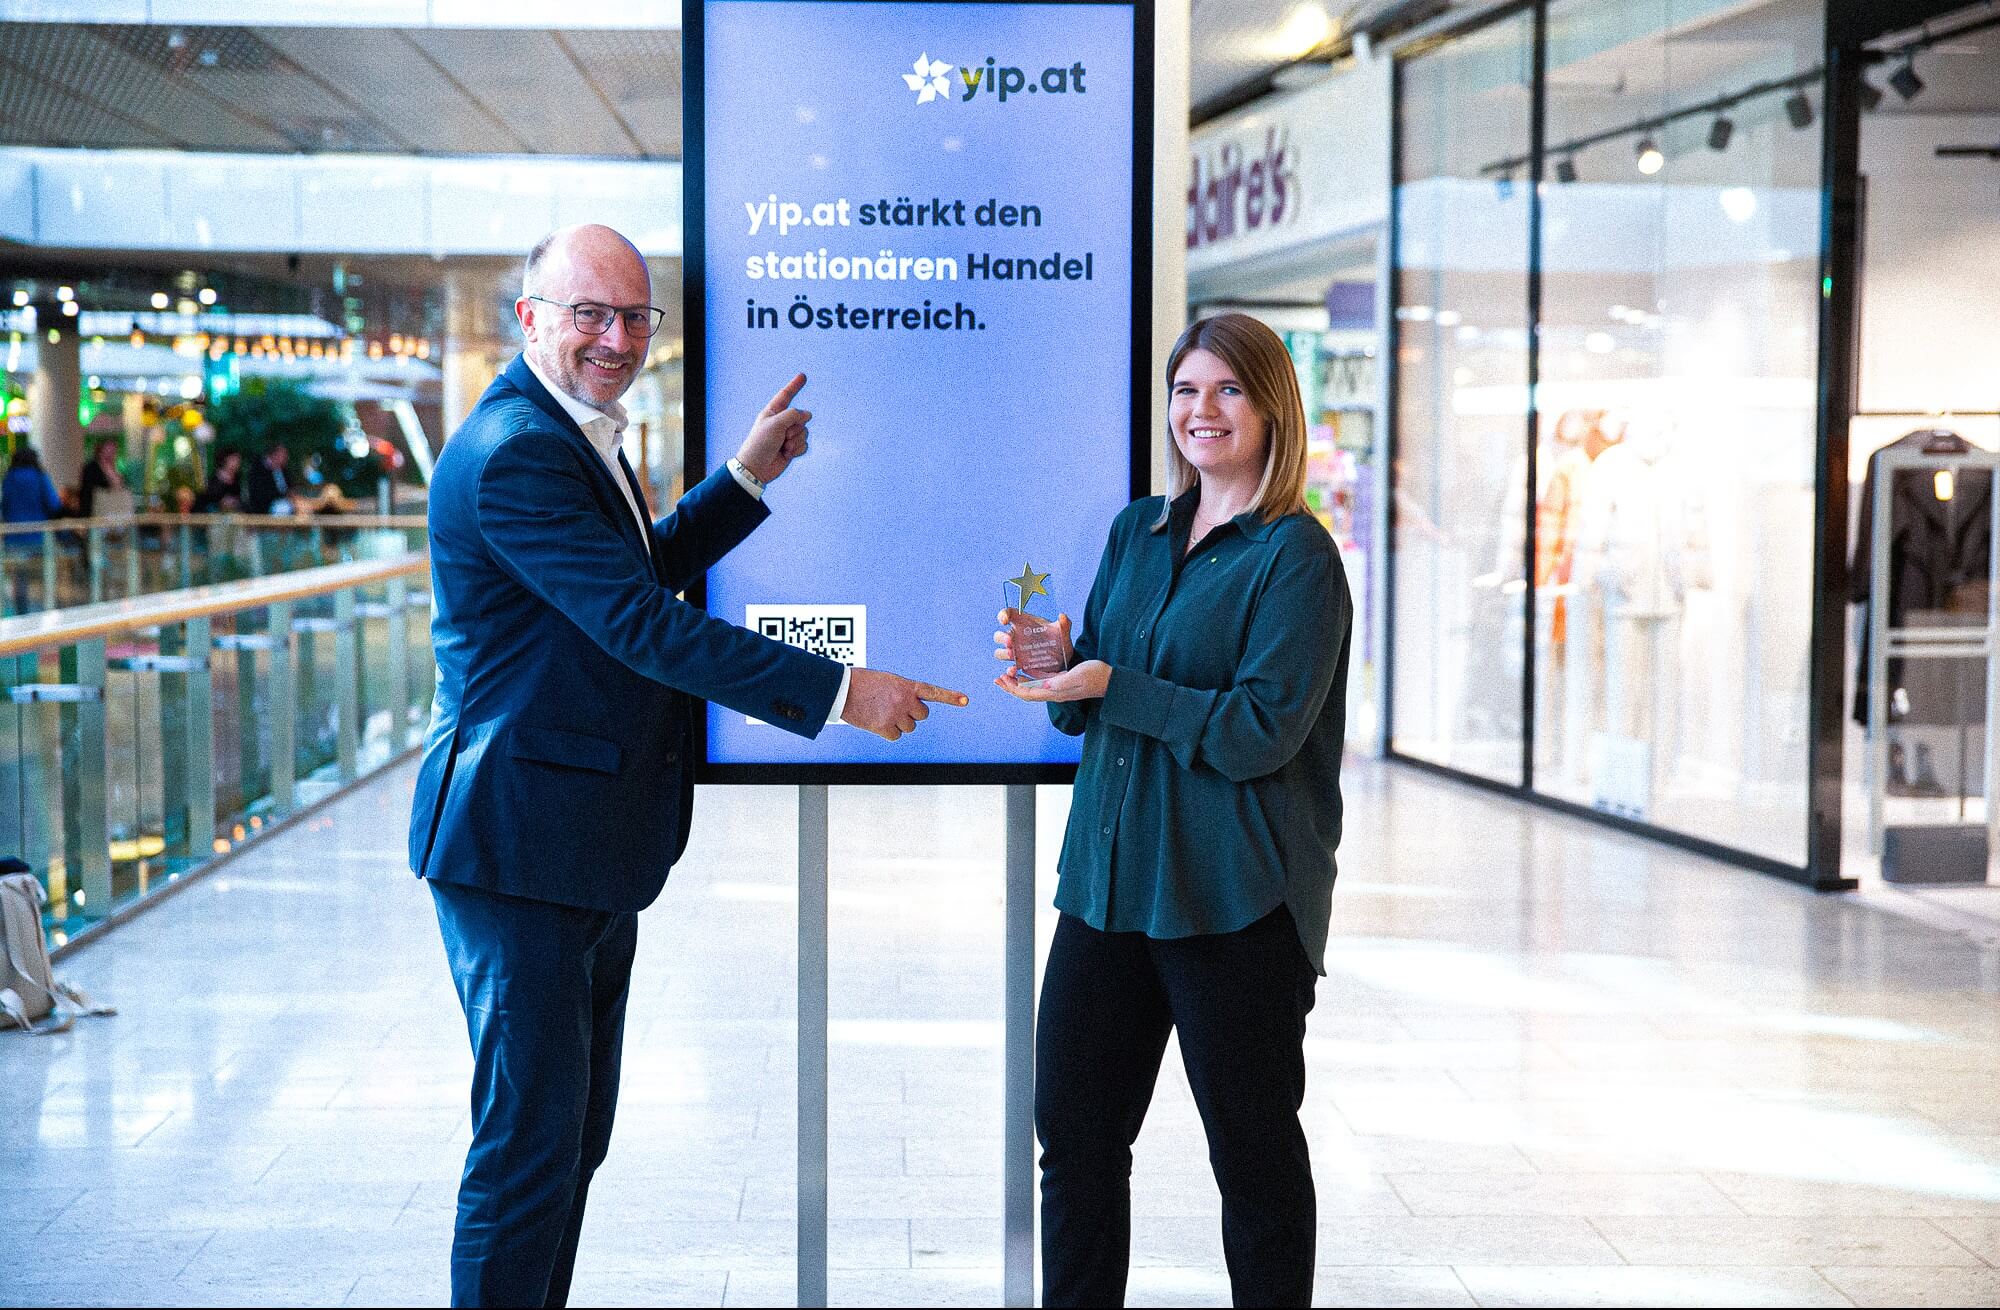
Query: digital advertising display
687 0 1152 781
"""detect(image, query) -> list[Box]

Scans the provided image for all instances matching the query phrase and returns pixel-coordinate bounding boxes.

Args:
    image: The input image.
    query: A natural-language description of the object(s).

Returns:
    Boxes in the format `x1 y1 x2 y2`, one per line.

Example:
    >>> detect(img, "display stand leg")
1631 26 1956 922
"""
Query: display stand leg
1004 784 1036 1306
798 783 830 1308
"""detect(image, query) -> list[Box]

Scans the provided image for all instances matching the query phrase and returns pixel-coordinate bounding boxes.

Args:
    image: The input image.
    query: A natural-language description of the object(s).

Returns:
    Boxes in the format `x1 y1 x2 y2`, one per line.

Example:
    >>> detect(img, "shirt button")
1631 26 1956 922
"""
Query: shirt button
1137 628 1147 639
1117 757 1126 766
1100 825 1111 836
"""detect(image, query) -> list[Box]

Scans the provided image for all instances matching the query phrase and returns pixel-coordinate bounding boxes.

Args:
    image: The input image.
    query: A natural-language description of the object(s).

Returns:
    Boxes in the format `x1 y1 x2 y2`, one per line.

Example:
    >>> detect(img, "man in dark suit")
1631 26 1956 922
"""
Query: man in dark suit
241 442 292 515
410 223 963 1307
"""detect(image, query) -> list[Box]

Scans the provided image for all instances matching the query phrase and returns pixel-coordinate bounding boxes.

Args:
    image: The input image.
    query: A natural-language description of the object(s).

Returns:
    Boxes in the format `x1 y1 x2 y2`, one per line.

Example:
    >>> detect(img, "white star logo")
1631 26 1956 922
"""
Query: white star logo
902 52 953 105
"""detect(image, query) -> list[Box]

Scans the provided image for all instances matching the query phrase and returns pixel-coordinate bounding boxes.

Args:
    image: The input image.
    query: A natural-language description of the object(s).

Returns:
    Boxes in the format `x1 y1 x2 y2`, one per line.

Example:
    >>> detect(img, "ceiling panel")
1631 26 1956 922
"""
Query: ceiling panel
0 25 285 150
404 28 640 157
255 27 526 155
0 45 171 149
562 27 680 157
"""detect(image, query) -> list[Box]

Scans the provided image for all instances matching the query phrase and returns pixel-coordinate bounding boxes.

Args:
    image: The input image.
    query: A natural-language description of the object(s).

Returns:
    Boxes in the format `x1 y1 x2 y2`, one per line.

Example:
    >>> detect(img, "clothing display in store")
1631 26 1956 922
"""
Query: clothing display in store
1849 428 1993 729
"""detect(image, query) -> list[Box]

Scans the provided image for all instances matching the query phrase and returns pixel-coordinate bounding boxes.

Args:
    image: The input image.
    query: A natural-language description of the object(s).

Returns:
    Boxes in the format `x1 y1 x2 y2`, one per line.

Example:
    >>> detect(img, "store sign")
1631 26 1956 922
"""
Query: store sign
687 0 1150 780
1186 58 1391 279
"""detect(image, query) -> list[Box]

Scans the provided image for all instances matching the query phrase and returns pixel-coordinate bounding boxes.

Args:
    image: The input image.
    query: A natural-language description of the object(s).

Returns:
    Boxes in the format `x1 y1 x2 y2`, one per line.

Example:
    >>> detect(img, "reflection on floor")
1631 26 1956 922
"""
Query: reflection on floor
4 758 2000 1307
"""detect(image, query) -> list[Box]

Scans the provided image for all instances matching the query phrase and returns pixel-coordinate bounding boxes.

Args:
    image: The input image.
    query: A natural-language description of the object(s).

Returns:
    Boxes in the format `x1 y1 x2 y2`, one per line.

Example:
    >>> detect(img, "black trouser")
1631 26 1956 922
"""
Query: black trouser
430 879 637 1308
1036 907 1319 1308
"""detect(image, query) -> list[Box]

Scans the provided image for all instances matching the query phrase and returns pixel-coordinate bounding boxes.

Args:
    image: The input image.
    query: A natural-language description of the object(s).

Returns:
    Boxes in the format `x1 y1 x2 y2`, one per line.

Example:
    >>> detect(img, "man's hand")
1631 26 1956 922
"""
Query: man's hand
840 668 969 741
737 373 811 485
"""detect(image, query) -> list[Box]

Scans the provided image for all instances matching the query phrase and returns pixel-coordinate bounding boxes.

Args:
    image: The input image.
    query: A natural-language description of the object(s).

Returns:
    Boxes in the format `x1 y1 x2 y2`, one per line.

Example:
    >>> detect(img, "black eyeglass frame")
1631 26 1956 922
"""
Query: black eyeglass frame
526 295 667 338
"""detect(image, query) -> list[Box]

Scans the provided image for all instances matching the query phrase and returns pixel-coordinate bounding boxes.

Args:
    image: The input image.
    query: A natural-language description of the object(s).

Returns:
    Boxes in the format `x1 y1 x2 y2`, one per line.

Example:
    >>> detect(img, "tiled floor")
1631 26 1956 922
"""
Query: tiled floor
5 758 2000 1307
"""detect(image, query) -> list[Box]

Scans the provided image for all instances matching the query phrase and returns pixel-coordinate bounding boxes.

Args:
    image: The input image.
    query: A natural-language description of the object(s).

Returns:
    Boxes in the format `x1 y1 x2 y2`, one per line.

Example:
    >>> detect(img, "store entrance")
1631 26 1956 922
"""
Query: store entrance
1192 237 1387 752
1843 3 2000 912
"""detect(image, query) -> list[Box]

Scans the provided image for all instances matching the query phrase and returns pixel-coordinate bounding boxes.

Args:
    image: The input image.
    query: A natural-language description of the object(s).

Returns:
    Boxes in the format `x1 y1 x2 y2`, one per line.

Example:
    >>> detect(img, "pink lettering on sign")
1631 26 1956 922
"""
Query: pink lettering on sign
1187 126 1297 251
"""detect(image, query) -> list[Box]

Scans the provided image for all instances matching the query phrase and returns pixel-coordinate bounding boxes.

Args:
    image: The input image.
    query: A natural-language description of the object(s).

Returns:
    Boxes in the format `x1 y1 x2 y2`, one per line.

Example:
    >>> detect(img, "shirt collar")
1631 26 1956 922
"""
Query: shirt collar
523 352 627 454
1169 485 1285 542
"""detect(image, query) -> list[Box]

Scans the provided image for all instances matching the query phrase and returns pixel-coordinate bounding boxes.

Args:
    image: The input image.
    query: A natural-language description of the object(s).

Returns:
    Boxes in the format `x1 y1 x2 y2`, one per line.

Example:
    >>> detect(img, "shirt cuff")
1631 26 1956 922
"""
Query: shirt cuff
726 459 766 501
825 665 852 728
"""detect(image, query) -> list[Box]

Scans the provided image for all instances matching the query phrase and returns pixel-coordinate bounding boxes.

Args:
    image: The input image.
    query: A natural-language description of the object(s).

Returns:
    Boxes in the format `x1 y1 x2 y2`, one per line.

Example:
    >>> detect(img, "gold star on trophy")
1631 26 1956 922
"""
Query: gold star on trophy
1003 563 1065 682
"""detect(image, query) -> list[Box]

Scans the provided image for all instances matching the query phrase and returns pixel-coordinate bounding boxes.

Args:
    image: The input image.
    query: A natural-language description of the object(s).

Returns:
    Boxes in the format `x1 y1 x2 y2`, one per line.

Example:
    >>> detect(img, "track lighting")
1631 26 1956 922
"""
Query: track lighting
1889 58 1924 102
1708 116 1734 151
1859 79 1884 111
1635 136 1664 175
1553 155 1578 184
1785 91 1814 129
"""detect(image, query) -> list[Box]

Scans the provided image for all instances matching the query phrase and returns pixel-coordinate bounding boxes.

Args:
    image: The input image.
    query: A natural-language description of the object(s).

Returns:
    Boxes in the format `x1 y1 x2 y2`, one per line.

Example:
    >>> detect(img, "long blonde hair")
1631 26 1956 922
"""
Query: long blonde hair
1152 313 1310 532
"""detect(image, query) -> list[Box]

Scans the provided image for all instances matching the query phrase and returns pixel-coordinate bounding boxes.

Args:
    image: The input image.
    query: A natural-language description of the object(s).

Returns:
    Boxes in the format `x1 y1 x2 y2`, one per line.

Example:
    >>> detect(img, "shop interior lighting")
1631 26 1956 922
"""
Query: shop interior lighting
150 291 169 310
1273 4 1334 59
176 298 197 316
1707 115 1734 151
1859 79 1885 111
60 301 78 317
1889 58 1925 101
1635 136 1664 175
1553 155 1578 184
9 290 25 308
197 287 217 306
1785 91 1815 129
55 285 73 302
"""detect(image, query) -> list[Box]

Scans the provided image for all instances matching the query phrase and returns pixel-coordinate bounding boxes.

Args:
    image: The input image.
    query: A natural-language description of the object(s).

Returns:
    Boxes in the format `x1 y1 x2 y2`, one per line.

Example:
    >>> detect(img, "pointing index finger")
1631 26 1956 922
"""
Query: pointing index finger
914 683 969 707
762 373 807 417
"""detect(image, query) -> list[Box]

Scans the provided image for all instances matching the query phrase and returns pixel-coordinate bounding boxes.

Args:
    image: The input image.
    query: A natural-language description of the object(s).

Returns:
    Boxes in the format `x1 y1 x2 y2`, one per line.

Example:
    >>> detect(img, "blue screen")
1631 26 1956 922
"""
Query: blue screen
699 0 1138 769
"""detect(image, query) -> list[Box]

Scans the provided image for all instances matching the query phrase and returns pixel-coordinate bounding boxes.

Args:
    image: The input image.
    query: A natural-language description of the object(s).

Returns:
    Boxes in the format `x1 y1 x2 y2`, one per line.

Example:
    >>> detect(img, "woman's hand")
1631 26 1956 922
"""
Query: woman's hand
995 659 1111 703
993 608 1075 668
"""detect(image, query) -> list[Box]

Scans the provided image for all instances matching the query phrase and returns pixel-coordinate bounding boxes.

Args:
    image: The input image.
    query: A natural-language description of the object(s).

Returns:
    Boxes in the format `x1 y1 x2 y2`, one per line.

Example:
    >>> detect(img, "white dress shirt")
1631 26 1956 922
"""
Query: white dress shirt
523 353 851 724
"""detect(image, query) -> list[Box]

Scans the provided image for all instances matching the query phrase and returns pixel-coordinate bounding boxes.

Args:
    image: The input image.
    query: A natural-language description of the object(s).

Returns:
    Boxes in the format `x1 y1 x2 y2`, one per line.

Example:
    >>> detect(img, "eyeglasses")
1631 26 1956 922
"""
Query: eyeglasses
527 295 667 338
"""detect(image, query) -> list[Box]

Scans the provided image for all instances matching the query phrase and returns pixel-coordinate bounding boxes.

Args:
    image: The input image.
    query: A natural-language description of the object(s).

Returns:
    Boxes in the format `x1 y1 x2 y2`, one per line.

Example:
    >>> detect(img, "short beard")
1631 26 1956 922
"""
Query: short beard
533 337 632 408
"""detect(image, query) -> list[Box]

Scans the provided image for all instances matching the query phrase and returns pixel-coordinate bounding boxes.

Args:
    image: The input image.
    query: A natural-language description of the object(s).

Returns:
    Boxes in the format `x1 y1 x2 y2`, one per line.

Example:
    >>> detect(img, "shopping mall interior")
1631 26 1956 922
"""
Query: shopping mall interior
3 1 1999 1306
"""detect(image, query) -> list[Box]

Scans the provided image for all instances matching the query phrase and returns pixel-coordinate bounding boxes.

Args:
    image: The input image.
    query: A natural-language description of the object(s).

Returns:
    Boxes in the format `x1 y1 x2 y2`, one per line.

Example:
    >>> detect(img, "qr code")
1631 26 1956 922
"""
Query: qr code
744 604 866 725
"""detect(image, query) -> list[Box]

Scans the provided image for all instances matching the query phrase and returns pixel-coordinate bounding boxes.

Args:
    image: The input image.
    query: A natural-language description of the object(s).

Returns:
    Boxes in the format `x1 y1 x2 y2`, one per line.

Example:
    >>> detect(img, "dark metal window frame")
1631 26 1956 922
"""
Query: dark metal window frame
1381 0 1895 889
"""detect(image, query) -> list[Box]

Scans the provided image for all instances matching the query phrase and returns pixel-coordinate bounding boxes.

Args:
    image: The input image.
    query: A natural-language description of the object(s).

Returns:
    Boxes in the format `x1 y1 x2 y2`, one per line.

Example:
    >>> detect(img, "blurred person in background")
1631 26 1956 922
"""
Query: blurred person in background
78 436 128 519
2 445 65 612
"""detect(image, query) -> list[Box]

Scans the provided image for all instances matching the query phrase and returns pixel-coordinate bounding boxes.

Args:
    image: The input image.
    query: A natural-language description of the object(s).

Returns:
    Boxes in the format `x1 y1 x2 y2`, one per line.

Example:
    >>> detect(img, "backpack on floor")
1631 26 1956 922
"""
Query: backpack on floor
0 867 114 1034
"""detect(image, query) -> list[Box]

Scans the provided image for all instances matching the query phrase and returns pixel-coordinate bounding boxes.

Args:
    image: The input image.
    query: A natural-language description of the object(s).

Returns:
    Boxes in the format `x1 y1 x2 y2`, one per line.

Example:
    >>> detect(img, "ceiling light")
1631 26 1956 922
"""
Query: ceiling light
1635 136 1664 175
55 285 73 302
1719 187 1759 224
1273 4 1333 59
61 300 78 317
176 298 197 316
1785 91 1814 129
198 287 217 306
9 290 25 308
1554 155 1578 184
150 292 169 310
1708 116 1734 151
1889 58 1924 102
1860 79 1884 111
1586 332 1616 354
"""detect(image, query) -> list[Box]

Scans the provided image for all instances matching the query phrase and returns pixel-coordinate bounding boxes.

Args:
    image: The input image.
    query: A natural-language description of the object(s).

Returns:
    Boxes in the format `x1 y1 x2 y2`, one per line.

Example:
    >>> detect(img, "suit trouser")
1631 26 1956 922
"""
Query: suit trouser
1035 907 1319 1309
429 879 638 1308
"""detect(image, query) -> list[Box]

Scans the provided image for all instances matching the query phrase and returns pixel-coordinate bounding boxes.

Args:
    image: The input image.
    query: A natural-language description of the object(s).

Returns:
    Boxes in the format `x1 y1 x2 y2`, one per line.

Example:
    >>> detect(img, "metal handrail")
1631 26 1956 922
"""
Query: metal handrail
0 512 428 537
0 554 428 657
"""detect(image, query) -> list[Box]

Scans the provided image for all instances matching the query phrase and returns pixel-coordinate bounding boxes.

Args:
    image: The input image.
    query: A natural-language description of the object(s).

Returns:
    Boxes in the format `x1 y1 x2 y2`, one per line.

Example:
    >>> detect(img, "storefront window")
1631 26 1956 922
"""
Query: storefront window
1533 0 1823 863
1392 10 1536 783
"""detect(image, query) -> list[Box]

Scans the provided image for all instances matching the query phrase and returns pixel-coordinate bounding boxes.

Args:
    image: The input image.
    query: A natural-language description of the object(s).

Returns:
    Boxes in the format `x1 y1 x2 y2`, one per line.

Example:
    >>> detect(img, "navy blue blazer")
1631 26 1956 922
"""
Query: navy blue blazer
409 355 845 911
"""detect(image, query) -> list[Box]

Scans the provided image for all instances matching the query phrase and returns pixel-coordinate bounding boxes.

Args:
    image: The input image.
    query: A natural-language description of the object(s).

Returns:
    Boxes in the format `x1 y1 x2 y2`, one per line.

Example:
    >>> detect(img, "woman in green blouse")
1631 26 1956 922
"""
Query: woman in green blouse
995 312 1352 1308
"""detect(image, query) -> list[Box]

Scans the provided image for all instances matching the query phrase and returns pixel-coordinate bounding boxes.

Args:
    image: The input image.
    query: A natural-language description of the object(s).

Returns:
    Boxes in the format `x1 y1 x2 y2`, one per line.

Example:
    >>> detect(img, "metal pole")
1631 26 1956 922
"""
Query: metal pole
268 600 295 814
1004 784 1037 1307
333 589 359 782
40 528 55 609
386 577 410 751
797 782 830 1309
1986 462 2000 883
124 526 141 599
184 617 214 858
88 525 104 603
73 637 109 918
1868 463 1891 854
178 522 193 589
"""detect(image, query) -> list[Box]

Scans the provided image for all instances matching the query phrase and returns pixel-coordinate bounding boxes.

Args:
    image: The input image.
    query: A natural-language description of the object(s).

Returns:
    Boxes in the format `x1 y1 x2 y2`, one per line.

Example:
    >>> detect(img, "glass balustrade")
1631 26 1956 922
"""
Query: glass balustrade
0 514 427 617
0 554 432 949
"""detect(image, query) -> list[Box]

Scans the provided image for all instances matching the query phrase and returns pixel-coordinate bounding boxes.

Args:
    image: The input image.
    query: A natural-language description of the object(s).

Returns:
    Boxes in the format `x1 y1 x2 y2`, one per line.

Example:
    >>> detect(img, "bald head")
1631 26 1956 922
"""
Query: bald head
522 223 647 301
516 224 653 410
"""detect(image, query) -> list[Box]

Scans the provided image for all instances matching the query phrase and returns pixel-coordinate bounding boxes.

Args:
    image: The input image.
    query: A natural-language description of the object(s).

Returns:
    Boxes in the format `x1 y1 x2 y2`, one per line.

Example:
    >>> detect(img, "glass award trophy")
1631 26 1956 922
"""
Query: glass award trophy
1005 564 1068 684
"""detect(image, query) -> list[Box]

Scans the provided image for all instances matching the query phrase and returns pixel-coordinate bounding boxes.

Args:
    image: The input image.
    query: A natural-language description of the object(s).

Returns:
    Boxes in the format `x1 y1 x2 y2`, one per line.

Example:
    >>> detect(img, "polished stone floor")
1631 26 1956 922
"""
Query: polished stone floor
5 758 2000 1307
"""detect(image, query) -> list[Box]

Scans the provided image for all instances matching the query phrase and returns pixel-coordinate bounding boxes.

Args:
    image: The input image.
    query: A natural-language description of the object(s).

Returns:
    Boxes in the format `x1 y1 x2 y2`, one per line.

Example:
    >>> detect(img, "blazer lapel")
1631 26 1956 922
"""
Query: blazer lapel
501 355 654 566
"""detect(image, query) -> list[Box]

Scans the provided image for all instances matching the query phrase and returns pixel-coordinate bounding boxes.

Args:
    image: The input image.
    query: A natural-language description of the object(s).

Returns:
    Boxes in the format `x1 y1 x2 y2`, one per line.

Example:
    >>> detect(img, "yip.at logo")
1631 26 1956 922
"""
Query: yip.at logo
900 51 1089 105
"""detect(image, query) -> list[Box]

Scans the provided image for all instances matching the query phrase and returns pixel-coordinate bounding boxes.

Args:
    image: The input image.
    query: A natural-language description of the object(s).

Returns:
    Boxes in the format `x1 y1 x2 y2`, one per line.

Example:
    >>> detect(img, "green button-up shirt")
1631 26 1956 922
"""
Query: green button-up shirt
1050 490 1352 973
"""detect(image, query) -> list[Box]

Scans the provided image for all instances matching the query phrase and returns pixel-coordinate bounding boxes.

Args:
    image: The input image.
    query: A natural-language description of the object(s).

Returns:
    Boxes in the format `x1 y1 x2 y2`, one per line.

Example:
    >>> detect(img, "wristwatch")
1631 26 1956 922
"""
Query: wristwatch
727 457 765 492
